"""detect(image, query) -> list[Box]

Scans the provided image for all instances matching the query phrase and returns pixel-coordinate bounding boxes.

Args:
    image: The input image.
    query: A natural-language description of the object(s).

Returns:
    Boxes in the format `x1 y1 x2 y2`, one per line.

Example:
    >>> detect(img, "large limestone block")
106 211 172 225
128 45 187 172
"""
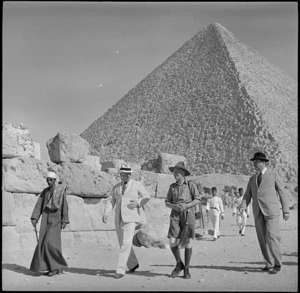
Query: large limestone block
82 155 102 171
141 158 158 172
14 193 39 233
132 170 158 197
156 173 175 198
2 226 21 256
2 191 16 226
156 152 187 174
47 132 91 163
133 198 170 248
2 122 36 159
60 162 115 197
73 231 117 247
2 157 61 194
20 232 38 252
101 159 125 171
65 195 115 231
33 142 41 159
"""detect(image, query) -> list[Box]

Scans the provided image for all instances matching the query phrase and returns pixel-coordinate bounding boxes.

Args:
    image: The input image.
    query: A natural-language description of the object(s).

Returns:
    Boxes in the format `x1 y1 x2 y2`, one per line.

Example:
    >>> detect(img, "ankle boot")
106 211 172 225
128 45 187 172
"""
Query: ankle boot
184 247 192 279
170 246 184 277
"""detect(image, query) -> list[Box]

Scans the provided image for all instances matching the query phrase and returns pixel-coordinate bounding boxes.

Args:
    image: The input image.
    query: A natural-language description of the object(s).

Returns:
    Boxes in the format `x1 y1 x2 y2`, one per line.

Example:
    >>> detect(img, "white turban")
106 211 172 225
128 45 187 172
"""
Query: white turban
47 171 57 179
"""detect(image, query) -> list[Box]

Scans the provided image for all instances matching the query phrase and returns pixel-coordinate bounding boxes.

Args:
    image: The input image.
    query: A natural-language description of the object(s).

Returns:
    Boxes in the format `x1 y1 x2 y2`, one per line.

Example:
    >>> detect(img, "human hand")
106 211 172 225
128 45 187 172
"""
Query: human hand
283 213 290 221
31 219 37 227
61 223 67 229
239 208 245 214
177 203 189 212
127 200 138 210
102 215 108 223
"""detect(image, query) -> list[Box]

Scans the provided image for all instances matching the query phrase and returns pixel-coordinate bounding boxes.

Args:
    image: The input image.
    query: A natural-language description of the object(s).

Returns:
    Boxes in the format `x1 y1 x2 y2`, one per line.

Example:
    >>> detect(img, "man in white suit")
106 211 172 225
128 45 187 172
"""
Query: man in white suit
102 163 150 279
240 152 290 274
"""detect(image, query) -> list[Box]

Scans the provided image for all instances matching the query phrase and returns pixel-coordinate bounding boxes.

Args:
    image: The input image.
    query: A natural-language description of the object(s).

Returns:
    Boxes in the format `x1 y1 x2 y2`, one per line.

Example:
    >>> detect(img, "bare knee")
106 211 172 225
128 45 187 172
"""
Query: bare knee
169 237 179 247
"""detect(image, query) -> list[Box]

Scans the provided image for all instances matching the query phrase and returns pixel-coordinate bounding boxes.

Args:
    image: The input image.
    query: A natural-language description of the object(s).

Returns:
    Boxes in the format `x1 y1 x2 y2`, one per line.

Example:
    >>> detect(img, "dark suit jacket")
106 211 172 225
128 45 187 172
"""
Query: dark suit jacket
241 168 289 217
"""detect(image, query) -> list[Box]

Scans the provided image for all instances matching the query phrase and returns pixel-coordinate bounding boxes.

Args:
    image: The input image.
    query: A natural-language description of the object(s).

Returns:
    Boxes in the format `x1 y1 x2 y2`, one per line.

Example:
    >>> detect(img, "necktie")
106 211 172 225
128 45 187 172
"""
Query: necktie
122 182 127 195
257 172 263 187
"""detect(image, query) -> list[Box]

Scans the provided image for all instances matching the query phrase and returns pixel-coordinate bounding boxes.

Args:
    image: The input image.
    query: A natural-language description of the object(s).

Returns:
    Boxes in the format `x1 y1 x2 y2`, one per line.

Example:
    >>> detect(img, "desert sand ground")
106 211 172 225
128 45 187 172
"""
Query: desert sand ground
2 207 298 291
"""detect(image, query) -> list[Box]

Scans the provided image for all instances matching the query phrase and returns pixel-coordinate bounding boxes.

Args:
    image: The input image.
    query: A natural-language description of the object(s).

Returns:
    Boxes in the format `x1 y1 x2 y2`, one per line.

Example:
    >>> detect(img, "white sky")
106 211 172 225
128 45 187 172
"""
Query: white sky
3 2 298 161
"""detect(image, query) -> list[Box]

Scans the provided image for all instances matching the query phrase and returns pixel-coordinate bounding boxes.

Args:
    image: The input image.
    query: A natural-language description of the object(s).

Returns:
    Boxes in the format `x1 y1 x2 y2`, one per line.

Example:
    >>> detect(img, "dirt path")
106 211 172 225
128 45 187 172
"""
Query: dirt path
2 208 298 291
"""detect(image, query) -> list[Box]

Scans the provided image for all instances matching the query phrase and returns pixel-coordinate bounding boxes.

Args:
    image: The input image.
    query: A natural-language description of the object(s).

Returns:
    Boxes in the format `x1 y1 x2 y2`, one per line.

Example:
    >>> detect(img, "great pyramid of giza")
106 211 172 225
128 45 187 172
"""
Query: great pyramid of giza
80 22 297 182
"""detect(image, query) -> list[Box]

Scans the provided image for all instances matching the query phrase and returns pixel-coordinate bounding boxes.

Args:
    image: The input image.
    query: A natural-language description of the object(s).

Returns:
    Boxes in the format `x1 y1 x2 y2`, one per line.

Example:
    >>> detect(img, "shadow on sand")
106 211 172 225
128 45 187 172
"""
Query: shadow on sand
2 263 170 279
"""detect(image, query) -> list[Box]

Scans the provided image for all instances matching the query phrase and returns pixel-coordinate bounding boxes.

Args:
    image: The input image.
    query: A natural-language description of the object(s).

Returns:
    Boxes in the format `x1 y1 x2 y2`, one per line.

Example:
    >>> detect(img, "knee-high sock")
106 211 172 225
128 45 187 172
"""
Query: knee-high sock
185 247 192 268
171 246 182 264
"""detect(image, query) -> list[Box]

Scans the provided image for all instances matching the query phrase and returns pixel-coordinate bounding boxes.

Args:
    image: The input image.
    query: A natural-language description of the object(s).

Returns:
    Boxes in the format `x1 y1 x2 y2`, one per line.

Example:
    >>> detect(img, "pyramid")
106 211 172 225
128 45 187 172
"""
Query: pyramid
80 22 297 182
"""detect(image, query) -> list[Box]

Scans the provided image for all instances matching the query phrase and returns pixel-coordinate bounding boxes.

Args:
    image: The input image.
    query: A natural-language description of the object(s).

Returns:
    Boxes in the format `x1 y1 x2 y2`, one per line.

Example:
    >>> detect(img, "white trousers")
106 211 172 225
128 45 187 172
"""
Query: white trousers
236 211 247 234
209 210 220 238
115 216 138 275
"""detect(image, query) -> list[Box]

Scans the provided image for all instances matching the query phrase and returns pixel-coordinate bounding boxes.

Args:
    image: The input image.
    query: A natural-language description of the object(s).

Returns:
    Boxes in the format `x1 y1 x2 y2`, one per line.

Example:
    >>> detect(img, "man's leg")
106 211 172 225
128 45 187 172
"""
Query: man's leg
170 237 184 277
184 239 192 279
254 210 274 268
213 212 220 238
265 214 282 267
241 212 247 235
116 222 136 275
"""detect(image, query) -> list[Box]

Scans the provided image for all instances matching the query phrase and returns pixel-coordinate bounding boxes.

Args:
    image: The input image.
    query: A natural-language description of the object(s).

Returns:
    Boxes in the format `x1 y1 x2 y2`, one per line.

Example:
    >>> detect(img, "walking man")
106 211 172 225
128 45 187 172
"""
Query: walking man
165 162 201 279
30 171 69 276
240 152 290 274
102 163 150 279
232 188 248 236
206 187 224 240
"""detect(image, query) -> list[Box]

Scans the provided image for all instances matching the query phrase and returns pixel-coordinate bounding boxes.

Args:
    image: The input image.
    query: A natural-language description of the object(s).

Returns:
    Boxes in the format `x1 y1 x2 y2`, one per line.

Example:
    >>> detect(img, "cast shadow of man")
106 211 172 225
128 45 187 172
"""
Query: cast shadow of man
2 263 169 279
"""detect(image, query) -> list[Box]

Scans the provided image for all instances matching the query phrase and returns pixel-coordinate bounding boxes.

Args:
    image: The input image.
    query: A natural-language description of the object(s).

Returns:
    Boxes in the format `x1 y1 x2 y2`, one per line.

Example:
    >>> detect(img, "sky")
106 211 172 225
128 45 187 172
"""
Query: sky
3 2 298 161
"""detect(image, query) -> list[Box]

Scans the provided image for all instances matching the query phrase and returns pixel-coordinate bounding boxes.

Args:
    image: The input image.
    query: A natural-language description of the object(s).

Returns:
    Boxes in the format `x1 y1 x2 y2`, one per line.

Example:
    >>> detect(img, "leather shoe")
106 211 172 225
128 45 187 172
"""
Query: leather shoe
171 261 185 278
114 273 124 279
128 263 139 273
269 266 281 274
47 269 59 276
262 266 272 271
183 268 191 279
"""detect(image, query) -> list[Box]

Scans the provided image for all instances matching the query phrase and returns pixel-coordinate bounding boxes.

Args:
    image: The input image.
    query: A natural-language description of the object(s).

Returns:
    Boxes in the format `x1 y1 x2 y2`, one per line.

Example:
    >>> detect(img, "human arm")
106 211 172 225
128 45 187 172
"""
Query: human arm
127 182 151 210
61 187 69 229
239 180 252 213
164 185 181 212
30 190 45 226
274 172 290 221
102 188 116 223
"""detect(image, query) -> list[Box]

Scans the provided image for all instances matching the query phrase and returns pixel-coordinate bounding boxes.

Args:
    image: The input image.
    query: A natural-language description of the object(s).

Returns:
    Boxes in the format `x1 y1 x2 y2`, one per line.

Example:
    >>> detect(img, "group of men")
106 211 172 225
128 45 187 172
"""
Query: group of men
29 151 290 278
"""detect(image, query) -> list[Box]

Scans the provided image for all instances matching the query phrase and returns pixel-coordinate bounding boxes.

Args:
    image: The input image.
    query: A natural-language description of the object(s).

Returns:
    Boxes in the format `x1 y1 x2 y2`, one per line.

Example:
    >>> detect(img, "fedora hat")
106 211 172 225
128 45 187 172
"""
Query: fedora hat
169 161 190 176
250 152 269 162
119 163 133 173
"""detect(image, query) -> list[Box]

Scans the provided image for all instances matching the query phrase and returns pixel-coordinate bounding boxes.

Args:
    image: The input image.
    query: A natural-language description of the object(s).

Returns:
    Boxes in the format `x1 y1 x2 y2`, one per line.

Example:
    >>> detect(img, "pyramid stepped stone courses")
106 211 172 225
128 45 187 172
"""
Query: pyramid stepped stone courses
80 22 297 182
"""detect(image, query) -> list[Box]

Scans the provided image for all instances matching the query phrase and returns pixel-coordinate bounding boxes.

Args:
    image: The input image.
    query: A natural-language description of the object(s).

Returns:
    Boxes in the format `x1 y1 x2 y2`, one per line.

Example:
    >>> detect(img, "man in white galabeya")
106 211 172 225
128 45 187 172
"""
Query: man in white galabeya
240 152 290 274
102 163 150 279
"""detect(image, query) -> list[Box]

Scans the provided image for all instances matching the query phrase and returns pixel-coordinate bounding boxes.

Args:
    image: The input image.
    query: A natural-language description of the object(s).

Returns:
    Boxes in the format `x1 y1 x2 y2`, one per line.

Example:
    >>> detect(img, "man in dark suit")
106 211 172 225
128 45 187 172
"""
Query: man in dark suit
240 152 290 274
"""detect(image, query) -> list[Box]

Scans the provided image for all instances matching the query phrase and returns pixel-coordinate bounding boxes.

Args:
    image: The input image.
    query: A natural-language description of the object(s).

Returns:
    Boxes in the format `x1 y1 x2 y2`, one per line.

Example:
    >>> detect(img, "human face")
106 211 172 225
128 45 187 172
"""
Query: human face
120 172 132 183
212 190 217 196
173 168 185 183
46 177 56 188
253 159 266 172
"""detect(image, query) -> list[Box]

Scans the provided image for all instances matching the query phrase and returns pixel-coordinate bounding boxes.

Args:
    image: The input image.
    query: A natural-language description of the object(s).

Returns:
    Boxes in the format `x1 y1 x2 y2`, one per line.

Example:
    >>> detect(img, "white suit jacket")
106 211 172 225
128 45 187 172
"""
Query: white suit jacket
104 179 150 223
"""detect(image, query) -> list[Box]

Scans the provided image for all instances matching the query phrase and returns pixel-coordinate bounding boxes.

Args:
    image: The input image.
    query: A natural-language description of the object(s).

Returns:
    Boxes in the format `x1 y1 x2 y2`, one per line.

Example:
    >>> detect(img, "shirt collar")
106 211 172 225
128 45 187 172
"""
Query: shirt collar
259 167 267 175
176 178 187 186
